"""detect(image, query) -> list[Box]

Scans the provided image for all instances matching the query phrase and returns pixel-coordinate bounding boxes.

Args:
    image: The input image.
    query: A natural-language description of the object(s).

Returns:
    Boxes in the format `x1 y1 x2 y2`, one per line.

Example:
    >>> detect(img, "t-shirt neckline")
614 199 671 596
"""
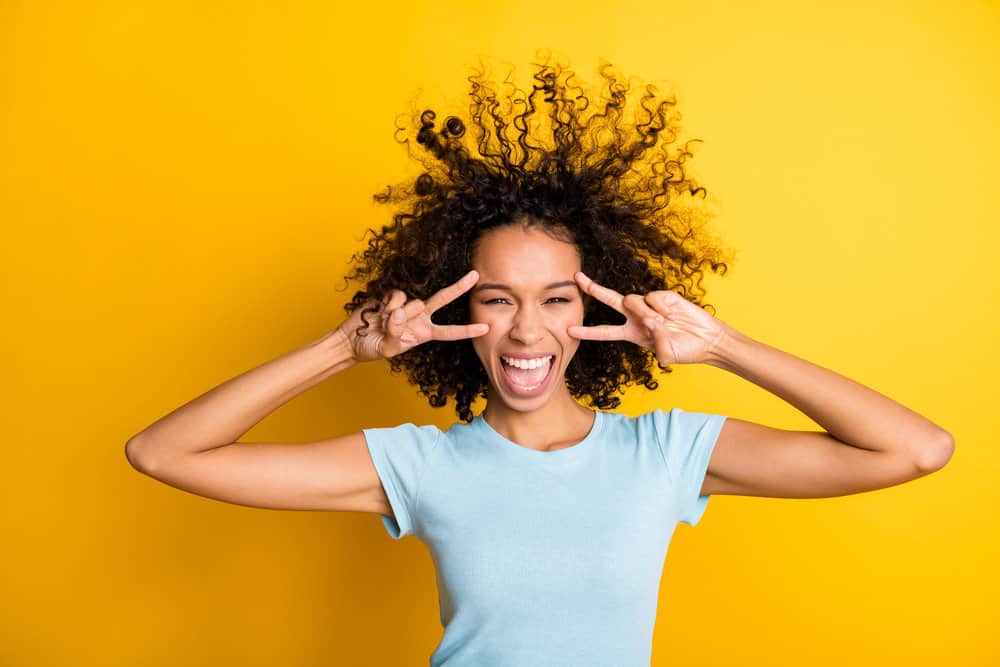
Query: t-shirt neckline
474 409 605 458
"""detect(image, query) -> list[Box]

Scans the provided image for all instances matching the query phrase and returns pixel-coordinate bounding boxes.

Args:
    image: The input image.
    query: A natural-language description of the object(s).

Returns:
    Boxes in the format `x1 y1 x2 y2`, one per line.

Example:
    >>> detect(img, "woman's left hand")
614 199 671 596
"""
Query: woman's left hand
567 271 730 365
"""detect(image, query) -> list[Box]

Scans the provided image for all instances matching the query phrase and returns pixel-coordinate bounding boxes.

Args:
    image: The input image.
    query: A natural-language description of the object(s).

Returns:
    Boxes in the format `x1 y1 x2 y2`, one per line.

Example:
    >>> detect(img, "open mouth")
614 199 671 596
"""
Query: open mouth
498 354 556 396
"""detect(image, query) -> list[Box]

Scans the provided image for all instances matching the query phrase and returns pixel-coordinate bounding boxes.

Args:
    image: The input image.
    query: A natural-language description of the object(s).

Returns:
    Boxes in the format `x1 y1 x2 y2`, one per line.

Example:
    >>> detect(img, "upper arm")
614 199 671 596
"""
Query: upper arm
127 432 392 514
700 417 930 499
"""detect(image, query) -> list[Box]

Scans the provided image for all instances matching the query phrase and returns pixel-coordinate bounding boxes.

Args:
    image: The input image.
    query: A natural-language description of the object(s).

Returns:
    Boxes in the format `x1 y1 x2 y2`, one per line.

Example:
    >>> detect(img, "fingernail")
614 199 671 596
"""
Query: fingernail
392 309 405 322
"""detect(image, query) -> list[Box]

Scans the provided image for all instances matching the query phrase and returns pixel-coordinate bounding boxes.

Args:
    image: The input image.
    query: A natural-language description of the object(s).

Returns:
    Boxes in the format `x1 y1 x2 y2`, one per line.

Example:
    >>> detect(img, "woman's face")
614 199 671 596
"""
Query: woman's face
468 223 586 412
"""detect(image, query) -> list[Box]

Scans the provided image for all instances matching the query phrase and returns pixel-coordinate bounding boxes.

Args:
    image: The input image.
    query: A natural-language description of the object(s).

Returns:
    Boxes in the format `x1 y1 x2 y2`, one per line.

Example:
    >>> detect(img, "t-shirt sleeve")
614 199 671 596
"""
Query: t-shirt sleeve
361 422 441 540
650 407 728 527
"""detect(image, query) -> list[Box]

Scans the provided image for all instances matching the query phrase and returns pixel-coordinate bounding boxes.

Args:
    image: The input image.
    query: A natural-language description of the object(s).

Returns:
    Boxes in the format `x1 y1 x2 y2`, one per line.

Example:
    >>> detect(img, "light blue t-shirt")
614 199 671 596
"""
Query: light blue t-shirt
362 407 727 667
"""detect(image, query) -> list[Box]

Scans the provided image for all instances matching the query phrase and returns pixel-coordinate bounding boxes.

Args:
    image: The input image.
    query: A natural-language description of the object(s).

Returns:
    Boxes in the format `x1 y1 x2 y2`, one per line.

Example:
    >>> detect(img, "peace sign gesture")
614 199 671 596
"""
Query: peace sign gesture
340 270 490 363
567 271 728 366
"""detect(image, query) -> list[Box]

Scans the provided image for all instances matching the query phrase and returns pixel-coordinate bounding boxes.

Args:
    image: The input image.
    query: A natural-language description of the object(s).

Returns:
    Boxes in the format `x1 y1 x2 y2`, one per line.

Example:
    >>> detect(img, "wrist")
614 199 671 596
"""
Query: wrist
311 327 360 372
704 324 756 372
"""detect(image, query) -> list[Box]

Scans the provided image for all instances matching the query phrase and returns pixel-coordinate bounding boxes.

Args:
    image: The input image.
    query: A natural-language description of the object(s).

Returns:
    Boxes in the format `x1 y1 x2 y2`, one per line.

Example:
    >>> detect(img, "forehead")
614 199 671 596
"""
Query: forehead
471 225 581 282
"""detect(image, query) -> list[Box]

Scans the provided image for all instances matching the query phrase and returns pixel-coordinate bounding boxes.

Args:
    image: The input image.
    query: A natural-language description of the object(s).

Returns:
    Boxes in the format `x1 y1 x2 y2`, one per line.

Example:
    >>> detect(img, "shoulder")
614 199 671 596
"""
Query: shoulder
633 406 726 429
361 421 444 460
629 407 728 456
363 421 444 438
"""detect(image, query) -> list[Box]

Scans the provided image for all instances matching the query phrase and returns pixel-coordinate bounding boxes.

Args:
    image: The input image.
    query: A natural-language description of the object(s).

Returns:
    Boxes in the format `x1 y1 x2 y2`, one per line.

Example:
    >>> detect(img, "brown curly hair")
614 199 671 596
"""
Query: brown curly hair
341 53 734 423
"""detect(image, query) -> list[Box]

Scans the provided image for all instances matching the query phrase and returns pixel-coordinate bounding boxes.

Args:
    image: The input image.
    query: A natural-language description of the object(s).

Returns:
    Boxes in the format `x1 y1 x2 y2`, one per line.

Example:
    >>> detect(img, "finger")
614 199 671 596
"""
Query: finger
400 297 426 321
432 322 490 341
644 290 685 316
574 272 626 314
385 304 408 340
566 324 628 341
381 291 406 328
623 293 664 328
425 270 480 313
384 289 407 314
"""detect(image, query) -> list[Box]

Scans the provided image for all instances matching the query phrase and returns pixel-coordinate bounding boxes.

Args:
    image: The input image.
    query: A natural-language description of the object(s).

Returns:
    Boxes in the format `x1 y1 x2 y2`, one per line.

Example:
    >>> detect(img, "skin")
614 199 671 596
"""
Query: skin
467 223 597 451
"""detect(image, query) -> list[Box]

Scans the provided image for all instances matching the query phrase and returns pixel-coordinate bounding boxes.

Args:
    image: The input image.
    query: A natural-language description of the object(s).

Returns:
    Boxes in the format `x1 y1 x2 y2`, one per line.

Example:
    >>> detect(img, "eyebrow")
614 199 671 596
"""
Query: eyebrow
473 280 578 293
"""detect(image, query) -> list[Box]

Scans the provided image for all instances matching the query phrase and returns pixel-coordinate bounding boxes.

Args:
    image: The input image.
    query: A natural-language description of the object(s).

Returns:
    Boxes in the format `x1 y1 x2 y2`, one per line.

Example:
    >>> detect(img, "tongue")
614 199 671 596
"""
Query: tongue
506 361 548 387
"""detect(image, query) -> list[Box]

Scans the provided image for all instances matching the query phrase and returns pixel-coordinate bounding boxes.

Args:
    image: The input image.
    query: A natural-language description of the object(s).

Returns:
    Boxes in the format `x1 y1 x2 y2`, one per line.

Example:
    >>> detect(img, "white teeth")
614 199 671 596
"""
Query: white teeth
501 355 553 370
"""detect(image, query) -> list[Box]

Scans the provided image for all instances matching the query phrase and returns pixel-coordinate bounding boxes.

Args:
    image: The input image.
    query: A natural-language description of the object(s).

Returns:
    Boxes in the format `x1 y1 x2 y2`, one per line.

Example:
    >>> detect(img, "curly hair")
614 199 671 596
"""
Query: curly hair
342 54 733 423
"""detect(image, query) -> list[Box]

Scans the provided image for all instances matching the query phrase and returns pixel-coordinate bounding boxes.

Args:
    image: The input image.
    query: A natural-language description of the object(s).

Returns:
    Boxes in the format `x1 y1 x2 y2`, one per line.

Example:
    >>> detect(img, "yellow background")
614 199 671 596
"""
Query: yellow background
4 1 997 665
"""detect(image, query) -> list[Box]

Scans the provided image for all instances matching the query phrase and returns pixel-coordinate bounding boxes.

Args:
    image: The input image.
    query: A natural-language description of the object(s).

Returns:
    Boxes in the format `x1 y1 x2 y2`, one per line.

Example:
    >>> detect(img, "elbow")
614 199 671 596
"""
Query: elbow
916 432 955 474
125 436 155 473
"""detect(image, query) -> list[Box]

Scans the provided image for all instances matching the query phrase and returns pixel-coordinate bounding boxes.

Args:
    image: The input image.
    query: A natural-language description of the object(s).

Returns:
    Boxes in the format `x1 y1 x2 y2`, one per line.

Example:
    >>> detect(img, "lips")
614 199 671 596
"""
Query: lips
500 354 555 369
498 353 556 396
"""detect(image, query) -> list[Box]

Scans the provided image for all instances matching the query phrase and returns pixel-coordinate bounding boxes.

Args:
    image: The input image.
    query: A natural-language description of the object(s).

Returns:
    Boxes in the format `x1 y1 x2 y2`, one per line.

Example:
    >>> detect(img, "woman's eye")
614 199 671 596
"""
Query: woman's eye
482 297 571 305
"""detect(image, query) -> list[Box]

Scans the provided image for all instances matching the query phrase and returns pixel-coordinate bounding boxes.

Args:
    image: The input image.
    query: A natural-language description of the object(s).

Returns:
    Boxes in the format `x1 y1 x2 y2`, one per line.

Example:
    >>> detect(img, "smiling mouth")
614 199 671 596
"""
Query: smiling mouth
498 354 556 393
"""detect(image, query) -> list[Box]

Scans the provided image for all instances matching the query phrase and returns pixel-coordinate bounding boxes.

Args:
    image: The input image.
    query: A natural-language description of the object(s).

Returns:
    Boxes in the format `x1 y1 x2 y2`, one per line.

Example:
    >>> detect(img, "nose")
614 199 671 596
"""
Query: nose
509 304 545 345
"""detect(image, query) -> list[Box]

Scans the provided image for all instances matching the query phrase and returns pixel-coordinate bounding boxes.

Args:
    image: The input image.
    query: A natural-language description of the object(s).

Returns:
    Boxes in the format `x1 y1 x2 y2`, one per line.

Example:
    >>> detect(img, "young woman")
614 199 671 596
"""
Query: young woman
126 57 954 666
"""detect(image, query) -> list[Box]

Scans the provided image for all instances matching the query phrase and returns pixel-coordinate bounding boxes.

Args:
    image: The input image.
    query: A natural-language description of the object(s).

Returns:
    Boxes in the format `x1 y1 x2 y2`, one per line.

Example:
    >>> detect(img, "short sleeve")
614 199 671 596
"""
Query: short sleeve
362 422 441 539
649 407 728 527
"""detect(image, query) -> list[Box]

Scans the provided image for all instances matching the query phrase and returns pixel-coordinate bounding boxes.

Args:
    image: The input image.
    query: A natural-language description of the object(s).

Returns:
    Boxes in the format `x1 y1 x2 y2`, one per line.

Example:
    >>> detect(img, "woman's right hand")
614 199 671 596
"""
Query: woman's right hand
338 269 490 363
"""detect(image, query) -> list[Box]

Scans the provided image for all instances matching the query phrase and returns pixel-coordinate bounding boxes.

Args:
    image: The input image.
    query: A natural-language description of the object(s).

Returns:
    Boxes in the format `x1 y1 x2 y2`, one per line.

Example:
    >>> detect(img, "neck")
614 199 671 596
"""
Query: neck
481 385 595 451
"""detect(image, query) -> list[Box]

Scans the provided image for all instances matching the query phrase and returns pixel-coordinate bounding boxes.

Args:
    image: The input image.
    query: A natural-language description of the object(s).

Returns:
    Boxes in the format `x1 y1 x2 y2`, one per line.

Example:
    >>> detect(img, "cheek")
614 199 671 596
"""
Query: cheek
559 304 586 327
470 308 498 334
560 306 585 352
471 333 489 357
469 305 499 327
470 321 499 363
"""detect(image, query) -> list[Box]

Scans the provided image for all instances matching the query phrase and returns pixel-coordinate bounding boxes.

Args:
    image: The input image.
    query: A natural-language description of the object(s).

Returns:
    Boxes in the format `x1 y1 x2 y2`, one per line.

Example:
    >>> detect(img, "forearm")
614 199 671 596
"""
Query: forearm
126 327 357 465
705 326 954 468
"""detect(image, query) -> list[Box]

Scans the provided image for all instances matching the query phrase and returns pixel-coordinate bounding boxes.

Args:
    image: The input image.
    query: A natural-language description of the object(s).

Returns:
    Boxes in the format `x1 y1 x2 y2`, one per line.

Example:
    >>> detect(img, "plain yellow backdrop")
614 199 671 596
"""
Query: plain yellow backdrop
3 1 997 665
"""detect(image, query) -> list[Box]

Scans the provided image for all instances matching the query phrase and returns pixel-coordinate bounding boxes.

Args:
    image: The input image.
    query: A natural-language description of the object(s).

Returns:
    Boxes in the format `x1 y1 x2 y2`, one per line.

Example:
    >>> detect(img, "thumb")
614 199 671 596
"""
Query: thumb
386 307 407 339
